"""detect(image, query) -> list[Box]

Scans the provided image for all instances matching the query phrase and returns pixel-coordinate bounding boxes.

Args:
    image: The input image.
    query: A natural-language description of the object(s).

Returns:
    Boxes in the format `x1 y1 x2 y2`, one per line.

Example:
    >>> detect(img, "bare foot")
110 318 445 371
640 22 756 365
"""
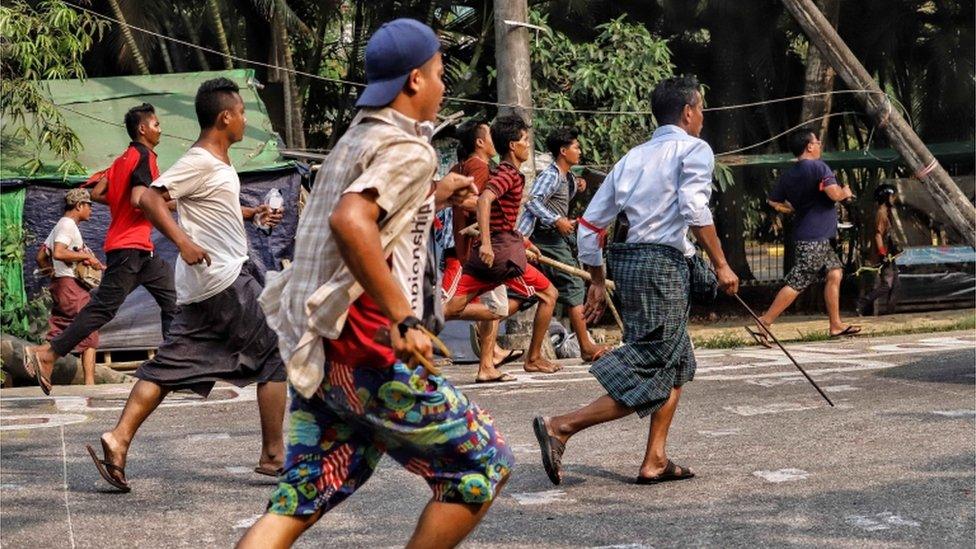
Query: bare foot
100 432 129 485
523 358 561 373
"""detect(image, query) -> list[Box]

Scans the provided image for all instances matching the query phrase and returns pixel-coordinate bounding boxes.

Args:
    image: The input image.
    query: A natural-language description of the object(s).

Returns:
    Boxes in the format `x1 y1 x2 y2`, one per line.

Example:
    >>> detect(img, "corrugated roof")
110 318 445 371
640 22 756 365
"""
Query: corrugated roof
1 69 291 184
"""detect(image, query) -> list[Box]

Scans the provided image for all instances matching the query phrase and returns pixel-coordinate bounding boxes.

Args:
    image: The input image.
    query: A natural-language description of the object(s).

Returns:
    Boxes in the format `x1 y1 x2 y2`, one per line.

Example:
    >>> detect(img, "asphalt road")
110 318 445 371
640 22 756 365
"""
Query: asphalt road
2 330 974 548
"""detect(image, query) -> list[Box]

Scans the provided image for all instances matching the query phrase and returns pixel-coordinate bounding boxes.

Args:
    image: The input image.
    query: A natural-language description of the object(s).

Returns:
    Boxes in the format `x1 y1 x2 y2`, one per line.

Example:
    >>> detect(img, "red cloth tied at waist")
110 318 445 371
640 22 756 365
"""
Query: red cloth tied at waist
578 217 608 248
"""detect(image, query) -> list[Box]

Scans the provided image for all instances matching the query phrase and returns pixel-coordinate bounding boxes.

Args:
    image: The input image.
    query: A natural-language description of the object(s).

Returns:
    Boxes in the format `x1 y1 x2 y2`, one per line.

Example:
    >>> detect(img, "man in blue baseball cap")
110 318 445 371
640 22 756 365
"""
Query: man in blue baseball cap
239 19 511 549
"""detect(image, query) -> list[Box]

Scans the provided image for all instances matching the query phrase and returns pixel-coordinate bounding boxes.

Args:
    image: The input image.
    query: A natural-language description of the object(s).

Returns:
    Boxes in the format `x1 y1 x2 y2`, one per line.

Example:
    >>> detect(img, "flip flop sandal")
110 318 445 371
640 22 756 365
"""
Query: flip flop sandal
635 459 695 485
23 347 52 395
494 349 524 368
253 466 283 478
86 444 130 492
744 326 773 349
830 325 862 338
533 417 565 485
475 372 517 384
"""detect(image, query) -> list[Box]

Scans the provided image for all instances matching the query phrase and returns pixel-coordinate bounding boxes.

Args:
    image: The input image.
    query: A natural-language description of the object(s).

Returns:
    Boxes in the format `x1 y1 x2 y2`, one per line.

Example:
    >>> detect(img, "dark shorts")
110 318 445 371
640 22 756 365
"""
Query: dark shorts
785 240 842 292
267 359 514 516
134 262 285 396
532 227 585 308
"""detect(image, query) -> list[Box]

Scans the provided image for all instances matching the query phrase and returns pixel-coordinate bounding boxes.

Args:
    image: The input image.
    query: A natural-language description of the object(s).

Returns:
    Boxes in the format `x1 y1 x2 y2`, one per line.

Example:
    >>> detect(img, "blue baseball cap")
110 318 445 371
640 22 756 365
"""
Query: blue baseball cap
356 19 441 108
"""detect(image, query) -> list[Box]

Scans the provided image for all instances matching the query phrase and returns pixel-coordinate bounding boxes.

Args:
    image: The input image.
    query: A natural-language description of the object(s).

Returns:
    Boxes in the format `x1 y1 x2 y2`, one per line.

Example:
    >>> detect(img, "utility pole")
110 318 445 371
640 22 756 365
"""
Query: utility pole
783 0 975 247
493 0 549 354
493 0 536 181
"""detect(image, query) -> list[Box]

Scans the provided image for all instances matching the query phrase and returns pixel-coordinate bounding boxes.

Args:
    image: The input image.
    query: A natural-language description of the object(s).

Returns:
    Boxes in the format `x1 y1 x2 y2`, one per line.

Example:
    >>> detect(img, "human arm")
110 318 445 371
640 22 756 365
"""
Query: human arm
874 207 889 257
242 205 283 228
824 183 853 202
690 225 739 295
51 243 104 270
577 160 630 322
767 198 794 214
816 162 852 202
90 175 109 204
433 172 476 210
677 142 739 295
330 191 432 364
476 189 497 267
139 186 211 266
524 169 572 234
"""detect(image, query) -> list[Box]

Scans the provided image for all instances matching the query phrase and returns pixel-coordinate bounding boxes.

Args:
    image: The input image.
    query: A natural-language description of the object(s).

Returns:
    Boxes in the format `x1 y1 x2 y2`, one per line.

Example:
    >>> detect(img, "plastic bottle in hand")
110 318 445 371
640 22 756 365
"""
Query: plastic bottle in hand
255 188 284 235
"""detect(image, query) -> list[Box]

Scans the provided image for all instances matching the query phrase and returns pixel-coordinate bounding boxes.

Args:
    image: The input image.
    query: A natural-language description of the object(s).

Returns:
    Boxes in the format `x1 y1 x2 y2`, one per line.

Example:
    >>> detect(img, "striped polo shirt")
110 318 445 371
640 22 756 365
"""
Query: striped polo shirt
484 161 524 233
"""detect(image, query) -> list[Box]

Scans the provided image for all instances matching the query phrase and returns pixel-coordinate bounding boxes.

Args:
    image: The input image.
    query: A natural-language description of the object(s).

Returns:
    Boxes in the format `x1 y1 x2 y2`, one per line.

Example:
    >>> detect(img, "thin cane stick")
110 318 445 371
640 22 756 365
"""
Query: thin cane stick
733 293 834 407
604 287 625 331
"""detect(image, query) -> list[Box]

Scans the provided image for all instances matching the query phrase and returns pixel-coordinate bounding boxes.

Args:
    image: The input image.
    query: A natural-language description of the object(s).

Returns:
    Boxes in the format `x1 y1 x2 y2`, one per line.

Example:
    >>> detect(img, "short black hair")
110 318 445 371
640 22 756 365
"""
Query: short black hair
546 127 579 159
490 114 528 159
124 103 156 140
456 118 489 160
650 75 702 126
195 77 241 129
788 129 816 157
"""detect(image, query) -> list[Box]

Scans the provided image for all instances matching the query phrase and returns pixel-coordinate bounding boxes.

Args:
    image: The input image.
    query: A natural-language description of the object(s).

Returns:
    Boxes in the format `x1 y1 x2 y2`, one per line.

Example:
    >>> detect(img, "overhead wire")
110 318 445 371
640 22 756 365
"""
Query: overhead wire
61 2 913 161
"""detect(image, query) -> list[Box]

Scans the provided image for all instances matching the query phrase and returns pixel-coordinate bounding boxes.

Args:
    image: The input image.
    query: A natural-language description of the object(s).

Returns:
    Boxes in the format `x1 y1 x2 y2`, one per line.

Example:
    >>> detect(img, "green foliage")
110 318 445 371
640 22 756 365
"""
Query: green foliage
0 1 107 177
527 11 674 166
0 225 50 342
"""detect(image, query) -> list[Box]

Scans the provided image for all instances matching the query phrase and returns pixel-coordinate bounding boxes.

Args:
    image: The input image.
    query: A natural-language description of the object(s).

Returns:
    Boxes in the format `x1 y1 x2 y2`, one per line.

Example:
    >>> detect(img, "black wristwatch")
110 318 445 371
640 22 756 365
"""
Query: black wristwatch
397 316 423 338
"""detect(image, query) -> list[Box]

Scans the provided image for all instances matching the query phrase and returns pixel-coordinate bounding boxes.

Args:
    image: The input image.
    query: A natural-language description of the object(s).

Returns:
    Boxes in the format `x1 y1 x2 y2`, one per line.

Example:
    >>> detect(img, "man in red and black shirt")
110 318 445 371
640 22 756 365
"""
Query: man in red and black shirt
444 115 561 374
26 103 179 393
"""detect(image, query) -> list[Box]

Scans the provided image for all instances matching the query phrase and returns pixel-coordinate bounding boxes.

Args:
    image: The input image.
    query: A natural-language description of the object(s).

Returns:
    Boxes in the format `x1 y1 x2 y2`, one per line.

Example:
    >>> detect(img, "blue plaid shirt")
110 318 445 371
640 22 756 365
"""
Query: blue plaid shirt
516 163 574 237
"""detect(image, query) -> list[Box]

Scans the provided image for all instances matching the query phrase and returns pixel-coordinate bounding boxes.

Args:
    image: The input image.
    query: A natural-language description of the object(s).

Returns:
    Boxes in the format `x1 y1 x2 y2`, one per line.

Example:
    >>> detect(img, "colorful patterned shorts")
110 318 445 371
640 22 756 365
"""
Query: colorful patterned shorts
267 361 514 517
785 240 843 292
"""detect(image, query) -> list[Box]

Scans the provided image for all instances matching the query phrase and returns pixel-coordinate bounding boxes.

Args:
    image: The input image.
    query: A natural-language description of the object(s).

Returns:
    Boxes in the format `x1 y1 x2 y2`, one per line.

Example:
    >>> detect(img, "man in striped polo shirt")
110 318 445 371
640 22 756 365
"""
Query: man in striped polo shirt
444 115 561 375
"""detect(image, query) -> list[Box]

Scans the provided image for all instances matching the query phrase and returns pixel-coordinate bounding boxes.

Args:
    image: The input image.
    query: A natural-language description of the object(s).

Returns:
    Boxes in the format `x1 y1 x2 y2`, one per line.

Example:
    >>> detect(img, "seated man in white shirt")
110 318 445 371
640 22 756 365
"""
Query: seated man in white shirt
532 75 739 486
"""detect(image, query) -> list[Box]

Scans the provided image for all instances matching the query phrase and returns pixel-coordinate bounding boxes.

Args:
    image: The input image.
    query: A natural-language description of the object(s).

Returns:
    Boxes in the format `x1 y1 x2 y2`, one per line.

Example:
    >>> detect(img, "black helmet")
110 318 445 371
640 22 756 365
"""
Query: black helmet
874 183 896 204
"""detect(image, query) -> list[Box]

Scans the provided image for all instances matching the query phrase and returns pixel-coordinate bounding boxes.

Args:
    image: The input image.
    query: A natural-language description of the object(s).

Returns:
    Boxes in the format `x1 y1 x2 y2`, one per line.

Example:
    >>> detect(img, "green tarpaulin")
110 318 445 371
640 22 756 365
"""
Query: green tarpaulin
1 70 292 318
720 141 975 169
1 69 290 184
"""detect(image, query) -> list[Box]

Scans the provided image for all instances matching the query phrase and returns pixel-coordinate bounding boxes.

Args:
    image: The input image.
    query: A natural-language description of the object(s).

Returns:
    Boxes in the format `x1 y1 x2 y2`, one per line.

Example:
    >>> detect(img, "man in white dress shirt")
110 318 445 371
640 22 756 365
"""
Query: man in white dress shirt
533 75 739 486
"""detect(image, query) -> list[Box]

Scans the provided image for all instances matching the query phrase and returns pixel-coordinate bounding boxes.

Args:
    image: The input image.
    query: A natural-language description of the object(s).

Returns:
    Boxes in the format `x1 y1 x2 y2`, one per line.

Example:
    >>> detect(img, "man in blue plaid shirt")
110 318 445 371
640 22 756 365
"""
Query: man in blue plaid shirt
517 128 608 362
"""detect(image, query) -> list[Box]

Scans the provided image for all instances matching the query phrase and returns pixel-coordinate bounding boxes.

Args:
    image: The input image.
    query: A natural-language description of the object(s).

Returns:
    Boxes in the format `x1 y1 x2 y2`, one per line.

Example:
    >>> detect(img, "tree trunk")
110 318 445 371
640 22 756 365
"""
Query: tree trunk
782 0 976 247
269 2 306 149
181 11 211 71
106 0 149 75
707 0 755 280
798 0 840 142
207 0 234 70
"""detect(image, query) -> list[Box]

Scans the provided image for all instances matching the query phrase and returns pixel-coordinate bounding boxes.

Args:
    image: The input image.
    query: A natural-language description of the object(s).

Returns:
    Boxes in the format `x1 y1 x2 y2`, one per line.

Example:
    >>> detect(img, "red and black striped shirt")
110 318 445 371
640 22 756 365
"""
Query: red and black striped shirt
485 161 524 233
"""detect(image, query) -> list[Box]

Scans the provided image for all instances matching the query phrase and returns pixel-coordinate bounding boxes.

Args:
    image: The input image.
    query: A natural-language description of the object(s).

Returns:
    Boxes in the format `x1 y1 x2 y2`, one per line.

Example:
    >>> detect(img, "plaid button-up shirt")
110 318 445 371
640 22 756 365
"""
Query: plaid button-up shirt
259 107 438 397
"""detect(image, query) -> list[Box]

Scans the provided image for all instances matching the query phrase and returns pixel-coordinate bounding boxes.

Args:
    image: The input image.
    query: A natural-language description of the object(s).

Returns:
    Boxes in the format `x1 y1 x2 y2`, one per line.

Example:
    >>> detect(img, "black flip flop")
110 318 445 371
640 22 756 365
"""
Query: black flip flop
533 417 565 485
22 347 52 395
494 349 524 368
86 444 130 492
475 372 517 384
254 466 283 478
744 326 773 349
830 325 862 338
635 459 695 485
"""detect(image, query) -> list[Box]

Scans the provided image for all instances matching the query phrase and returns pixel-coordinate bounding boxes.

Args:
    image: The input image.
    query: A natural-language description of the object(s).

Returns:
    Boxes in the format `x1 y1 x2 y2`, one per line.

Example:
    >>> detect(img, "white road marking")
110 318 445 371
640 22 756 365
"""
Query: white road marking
823 385 859 392
47 386 257 412
510 489 575 505
225 466 252 475
724 402 822 416
753 469 809 483
0 414 88 431
457 336 974 390
846 512 920 531
59 423 77 549
187 433 231 442
233 514 263 529
698 428 742 437
931 410 976 418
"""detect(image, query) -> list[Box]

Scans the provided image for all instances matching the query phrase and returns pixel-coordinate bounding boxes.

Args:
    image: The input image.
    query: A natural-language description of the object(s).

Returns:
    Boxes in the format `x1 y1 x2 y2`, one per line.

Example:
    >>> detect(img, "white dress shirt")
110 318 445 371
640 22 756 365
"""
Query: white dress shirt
577 125 715 266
